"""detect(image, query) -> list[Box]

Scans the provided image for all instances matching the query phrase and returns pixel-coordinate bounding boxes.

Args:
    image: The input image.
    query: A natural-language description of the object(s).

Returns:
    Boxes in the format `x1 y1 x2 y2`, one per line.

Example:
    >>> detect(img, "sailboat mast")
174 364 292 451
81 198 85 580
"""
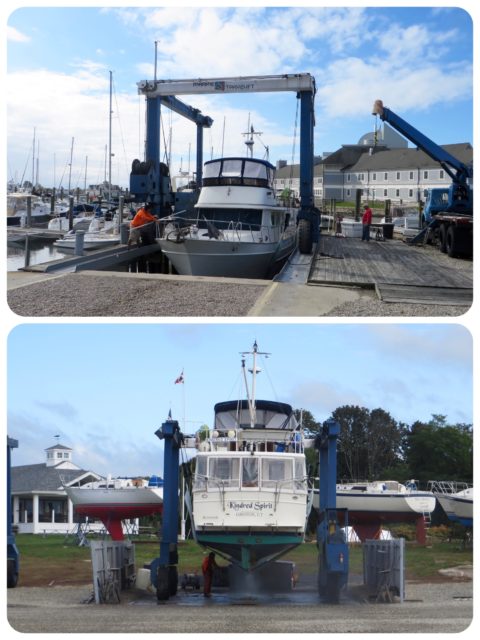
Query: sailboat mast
241 356 255 428
67 137 74 196
31 127 36 188
108 70 113 204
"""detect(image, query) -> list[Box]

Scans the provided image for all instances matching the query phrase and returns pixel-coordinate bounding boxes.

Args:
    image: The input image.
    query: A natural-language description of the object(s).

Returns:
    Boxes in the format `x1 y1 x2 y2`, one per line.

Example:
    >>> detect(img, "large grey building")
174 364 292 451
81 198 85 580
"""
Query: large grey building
274 123 473 206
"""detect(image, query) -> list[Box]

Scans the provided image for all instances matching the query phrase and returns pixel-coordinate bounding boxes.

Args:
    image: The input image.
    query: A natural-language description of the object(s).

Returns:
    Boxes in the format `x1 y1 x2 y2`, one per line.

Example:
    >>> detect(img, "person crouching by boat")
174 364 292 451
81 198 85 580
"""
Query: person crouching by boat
201 552 218 597
128 202 158 247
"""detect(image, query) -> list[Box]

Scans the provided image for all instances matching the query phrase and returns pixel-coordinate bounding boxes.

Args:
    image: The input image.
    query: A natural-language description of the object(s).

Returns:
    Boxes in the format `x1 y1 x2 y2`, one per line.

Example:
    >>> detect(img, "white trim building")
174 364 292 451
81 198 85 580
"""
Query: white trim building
11 444 104 535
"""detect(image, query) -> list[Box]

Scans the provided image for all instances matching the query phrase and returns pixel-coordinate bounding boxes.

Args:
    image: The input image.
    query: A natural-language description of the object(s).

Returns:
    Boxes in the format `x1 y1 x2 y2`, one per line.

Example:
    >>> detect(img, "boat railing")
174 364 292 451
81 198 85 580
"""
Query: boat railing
158 214 277 244
193 474 228 508
428 480 470 495
272 477 308 510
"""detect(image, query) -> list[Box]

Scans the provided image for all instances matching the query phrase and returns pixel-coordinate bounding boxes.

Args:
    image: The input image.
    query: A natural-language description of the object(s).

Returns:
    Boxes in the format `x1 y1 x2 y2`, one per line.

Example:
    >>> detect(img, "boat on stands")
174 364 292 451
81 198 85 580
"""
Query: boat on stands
157 156 297 278
428 480 473 527
64 477 164 541
313 479 436 541
191 341 313 573
53 215 121 250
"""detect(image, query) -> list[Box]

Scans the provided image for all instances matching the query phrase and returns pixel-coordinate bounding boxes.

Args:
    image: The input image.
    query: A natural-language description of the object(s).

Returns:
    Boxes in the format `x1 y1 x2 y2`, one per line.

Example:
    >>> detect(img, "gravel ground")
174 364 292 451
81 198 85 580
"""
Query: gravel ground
7 273 268 317
322 296 471 317
7 271 471 318
6 578 473 634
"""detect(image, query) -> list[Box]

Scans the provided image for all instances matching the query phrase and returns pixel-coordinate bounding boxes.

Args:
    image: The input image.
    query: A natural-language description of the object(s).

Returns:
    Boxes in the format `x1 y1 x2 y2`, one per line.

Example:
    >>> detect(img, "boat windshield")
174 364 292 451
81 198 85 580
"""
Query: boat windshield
195 208 262 230
202 158 274 188
194 454 306 491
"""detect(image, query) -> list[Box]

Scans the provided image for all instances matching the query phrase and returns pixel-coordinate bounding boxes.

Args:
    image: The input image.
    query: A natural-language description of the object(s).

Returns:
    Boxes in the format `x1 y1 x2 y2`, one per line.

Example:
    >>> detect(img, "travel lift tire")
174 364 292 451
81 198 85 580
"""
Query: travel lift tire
7 559 18 589
298 218 313 254
156 565 178 600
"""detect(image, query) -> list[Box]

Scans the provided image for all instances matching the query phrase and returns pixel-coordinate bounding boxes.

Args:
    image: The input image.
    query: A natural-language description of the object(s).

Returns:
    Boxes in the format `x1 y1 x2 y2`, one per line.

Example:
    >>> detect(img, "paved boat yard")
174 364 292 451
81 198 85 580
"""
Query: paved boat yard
6 236 473 317
6 574 473 634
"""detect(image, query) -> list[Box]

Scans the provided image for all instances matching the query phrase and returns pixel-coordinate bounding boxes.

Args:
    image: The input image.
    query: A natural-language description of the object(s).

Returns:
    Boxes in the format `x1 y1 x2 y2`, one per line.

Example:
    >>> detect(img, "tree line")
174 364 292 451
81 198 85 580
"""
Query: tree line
296 406 473 486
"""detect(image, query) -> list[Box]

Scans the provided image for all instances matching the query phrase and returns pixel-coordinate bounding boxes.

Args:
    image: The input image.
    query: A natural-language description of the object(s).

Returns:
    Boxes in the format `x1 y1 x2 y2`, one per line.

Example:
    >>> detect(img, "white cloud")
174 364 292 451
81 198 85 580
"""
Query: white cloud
7 25 30 43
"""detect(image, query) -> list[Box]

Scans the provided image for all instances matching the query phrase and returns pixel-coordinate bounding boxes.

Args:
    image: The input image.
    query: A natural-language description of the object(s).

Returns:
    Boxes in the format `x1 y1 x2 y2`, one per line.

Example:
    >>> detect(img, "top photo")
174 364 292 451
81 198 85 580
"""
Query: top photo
6 6 473 318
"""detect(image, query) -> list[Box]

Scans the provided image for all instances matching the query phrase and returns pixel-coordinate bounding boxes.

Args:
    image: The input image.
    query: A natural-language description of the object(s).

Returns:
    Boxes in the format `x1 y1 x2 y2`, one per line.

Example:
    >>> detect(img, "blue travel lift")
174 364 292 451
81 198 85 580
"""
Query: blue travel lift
150 414 349 602
7 436 19 588
131 73 320 254
150 416 184 600
315 419 349 603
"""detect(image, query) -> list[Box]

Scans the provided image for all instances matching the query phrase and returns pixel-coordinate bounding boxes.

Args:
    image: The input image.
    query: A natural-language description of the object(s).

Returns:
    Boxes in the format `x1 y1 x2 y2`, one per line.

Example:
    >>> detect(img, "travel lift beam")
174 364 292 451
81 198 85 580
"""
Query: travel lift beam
151 414 349 603
315 419 349 603
133 73 319 253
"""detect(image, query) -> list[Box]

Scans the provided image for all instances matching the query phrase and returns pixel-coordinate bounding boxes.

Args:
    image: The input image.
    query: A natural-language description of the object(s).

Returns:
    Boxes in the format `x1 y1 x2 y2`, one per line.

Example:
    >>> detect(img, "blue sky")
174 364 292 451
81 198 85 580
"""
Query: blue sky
5 4 475 189
7 323 472 477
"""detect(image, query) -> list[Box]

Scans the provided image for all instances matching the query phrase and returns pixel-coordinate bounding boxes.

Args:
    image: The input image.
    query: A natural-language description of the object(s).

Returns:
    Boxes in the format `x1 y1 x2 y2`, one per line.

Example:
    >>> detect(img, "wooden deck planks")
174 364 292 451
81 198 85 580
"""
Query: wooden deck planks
309 236 473 292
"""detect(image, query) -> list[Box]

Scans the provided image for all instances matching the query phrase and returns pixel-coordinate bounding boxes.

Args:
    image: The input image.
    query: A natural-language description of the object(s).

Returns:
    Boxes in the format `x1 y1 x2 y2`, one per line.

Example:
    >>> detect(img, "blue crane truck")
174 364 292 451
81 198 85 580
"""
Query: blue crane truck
372 100 473 258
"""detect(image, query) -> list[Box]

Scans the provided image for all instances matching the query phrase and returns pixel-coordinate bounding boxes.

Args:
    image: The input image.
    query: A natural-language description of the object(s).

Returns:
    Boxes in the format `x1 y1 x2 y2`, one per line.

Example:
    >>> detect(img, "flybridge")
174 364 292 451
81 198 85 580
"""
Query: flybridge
137 73 316 96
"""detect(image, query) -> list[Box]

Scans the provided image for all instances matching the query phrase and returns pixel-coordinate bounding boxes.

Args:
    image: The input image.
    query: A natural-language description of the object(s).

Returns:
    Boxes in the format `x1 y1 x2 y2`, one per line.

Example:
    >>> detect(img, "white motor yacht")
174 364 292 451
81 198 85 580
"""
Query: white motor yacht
157 157 297 278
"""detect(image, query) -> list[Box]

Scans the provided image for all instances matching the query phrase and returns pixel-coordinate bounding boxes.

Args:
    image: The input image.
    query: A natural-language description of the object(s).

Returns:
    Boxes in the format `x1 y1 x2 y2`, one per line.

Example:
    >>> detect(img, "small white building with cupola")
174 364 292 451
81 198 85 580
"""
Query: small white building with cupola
10 443 103 535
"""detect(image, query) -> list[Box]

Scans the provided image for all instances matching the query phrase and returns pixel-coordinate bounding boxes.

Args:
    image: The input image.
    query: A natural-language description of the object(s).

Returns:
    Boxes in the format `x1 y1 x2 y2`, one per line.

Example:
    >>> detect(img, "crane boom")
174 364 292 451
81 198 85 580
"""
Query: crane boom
372 100 471 185
138 73 316 97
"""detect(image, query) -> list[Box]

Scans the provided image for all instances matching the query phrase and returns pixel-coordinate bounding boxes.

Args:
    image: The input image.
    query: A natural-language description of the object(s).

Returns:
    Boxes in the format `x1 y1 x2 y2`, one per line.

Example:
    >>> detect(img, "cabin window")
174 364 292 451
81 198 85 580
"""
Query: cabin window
294 459 306 489
262 459 293 487
221 159 243 177
193 456 207 489
243 161 268 180
242 458 259 487
203 161 221 179
209 458 240 487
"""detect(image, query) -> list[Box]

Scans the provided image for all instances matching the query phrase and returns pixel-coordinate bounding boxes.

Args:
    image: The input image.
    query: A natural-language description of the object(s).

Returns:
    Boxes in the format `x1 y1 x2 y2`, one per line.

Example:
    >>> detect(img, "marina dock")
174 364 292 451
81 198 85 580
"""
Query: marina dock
7 234 472 317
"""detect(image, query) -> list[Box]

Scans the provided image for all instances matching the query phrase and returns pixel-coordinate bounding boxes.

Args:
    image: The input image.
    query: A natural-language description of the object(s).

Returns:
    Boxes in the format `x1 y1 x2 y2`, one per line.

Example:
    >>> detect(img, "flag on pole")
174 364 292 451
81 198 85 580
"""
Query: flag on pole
174 371 184 384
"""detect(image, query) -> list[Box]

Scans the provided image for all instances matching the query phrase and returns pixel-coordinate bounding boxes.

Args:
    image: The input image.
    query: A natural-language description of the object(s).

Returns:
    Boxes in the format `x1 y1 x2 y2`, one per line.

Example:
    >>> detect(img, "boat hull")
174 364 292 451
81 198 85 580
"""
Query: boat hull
54 237 120 250
157 236 295 278
65 487 163 540
313 490 436 541
435 494 473 527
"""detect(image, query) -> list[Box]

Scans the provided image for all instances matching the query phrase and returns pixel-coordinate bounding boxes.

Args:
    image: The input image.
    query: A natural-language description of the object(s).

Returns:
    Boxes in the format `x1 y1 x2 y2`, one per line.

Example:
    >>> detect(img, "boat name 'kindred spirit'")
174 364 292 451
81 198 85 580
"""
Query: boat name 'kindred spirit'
228 500 274 511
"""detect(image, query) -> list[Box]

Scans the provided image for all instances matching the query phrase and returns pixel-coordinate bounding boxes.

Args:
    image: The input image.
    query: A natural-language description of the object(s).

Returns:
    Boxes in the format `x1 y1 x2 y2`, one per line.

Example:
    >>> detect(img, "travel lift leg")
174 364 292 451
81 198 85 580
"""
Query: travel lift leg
297 88 321 255
315 419 349 604
152 417 184 601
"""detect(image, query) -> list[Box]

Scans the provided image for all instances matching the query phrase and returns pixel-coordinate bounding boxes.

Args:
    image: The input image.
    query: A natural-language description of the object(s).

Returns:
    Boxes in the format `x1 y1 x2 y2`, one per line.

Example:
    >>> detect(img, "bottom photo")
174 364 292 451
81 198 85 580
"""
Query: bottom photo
6 323 473 634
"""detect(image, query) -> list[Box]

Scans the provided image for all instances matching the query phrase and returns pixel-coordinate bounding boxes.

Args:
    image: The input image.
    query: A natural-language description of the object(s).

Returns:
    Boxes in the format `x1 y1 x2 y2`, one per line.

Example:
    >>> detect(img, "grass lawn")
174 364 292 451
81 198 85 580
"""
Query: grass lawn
13 533 472 587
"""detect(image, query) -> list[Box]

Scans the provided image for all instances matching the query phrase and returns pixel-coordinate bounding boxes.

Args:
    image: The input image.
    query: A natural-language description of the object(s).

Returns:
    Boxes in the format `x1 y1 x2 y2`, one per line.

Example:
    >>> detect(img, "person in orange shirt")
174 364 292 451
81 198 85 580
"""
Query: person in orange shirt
128 202 158 247
201 552 218 597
